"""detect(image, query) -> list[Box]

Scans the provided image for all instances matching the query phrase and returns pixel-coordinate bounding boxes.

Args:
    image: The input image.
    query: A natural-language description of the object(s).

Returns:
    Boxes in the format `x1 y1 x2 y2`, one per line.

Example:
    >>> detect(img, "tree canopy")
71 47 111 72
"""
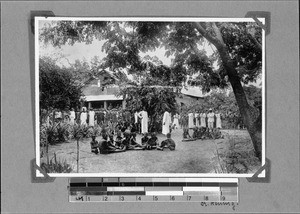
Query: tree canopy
40 20 262 91
40 57 83 111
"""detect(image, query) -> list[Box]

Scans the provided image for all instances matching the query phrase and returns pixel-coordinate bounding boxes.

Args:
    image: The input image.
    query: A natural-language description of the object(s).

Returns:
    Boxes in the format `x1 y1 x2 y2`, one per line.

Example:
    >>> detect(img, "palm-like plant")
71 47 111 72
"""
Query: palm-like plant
90 124 102 137
70 124 91 172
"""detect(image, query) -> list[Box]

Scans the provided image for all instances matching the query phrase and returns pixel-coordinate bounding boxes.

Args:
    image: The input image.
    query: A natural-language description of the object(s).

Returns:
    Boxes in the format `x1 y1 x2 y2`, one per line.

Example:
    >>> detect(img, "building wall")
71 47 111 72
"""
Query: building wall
176 94 204 107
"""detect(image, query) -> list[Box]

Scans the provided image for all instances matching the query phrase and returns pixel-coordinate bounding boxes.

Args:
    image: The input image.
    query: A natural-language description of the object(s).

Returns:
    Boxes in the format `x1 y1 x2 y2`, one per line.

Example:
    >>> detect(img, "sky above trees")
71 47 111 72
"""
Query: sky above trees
39 20 216 68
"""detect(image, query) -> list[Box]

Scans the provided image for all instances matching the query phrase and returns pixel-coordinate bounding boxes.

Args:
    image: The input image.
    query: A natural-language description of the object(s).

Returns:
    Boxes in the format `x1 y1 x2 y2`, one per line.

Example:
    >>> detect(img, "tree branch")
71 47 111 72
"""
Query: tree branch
211 23 225 45
249 34 262 51
193 22 221 49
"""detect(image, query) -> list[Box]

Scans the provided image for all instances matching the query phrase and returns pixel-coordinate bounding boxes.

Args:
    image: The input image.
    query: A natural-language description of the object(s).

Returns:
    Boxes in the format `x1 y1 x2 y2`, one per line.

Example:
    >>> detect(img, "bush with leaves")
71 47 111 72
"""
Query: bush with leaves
119 86 177 132
41 153 73 173
40 122 71 146
40 57 83 111
69 124 92 172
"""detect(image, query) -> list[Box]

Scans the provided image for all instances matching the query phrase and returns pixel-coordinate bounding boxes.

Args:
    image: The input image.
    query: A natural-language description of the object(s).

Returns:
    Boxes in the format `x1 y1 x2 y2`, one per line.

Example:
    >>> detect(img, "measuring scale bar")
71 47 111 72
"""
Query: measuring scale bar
69 178 238 202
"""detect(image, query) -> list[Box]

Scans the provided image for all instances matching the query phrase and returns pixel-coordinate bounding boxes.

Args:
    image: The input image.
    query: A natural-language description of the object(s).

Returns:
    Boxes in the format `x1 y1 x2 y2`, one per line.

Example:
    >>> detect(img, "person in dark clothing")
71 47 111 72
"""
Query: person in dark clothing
114 130 123 148
121 130 131 148
128 132 143 149
147 132 159 149
157 133 176 151
90 135 99 154
99 133 125 154
141 133 149 146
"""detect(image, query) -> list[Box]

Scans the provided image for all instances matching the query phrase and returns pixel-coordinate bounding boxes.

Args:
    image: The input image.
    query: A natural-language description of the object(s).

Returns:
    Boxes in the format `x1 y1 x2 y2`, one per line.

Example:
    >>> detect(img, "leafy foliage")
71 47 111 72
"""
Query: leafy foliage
39 20 262 90
70 124 92 140
40 123 70 145
119 86 177 132
40 57 83 111
41 153 73 173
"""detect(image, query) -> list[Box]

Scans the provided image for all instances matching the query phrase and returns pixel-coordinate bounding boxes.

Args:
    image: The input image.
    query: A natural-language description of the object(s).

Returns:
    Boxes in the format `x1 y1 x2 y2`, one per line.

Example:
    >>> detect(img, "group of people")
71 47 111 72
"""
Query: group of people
45 107 129 127
134 108 180 135
184 108 222 129
43 107 222 135
90 126 176 154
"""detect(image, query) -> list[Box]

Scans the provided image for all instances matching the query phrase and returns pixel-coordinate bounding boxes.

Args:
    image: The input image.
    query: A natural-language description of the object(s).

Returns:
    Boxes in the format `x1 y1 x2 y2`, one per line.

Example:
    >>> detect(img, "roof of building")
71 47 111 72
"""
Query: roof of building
82 84 123 101
181 86 210 98
83 84 120 96
84 95 123 102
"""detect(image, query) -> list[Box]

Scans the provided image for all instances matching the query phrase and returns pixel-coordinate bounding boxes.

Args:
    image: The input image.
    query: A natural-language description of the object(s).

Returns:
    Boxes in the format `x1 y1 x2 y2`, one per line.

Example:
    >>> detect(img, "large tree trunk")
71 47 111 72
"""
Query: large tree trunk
218 48 262 161
194 22 263 161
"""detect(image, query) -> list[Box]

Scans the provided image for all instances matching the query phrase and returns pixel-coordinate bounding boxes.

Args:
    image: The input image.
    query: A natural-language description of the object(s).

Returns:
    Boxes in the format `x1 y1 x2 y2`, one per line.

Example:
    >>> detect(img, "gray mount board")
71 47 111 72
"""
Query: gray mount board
1 1 299 213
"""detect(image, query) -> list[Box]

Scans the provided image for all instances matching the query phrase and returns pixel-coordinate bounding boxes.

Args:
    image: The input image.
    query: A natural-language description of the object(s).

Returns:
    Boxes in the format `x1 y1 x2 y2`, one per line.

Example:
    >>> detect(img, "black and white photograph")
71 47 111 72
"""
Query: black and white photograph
36 17 265 177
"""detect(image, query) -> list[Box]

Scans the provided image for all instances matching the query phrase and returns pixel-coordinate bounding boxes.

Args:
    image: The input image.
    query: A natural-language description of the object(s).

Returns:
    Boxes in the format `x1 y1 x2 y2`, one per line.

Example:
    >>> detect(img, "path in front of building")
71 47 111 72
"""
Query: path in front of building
43 128 230 174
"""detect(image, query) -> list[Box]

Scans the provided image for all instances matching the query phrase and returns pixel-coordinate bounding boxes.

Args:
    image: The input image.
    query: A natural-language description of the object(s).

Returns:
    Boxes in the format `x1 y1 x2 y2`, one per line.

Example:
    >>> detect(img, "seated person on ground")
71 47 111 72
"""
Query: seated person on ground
121 130 131 149
122 131 143 150
141 133 149 146
147 132 159 149
141 133 152 150
157 133 176 151
90 135 99 154
192 127 198 139
210 128 224 139
99 133 125 154
108 133 115 145
128 132 143 149
183 127 192 139
115 131 123 147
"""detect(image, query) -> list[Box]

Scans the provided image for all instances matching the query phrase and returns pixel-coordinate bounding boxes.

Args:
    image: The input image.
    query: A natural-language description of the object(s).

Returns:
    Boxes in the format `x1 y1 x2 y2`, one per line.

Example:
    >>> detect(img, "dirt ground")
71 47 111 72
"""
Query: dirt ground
41 128 261 174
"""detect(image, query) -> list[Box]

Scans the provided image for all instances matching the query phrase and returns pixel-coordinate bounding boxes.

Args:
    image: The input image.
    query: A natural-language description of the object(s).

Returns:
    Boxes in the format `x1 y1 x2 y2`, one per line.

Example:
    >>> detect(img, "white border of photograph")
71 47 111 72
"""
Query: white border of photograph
35 17 265 177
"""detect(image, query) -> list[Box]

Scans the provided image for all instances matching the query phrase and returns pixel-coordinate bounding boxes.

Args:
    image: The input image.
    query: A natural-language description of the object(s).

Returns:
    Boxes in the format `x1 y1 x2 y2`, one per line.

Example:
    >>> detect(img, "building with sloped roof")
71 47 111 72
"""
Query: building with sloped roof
82 80 125 110
81 69 210 111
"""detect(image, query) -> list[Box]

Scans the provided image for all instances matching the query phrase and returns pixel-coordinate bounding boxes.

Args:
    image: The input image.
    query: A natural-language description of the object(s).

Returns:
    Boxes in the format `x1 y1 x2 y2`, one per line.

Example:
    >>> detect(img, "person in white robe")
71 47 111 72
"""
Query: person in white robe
207 108 215 129
162 110 172 135
200 112 207 127
88 108 95 127
195 112 200 127
172 113 180 129
134 112 139 124
138 109 148 134
80 108 87 126
188 112 195 129
215 111 222 129
69 108 76 125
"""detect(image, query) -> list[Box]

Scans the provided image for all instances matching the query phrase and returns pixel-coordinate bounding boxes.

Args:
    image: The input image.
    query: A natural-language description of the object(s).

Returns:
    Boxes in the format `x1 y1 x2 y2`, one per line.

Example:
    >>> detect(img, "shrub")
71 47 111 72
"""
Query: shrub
90 125 102 137
40 122 71 145
41 153 73 173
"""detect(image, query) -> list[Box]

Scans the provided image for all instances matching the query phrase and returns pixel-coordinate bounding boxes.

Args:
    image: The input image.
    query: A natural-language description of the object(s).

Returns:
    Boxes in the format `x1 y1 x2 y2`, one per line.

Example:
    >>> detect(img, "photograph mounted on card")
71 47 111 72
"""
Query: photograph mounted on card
35 17 265 177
